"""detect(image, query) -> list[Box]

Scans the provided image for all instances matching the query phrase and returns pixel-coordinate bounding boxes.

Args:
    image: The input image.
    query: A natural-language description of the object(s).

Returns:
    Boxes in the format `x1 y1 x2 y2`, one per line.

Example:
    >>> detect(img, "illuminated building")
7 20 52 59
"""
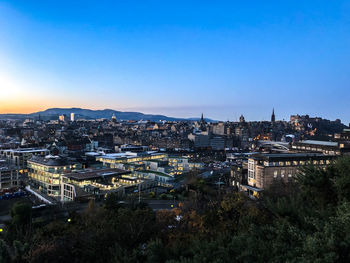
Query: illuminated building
168 156 203 175
59 114 67 122
112 114 117 123
242 153 336 198
70 113 75 122
97 152 168 167
136 170 174 185
27 155 81 199
60 167 133 202
291 140 340 155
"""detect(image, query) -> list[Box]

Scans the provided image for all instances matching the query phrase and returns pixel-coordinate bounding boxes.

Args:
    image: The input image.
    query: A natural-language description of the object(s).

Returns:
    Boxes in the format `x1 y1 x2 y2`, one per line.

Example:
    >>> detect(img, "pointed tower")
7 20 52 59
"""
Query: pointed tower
271 108 275 123
200 113 206 131
239 114 245 123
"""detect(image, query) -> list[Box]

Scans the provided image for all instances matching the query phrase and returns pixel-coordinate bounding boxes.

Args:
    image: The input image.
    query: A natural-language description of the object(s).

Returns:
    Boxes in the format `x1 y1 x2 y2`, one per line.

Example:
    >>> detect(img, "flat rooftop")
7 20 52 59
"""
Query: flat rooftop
138 170 173 178
297 140 338 147
28 155 69 167
64 168 131 181
1 148 49 153
251 153 335 161
99 151 166 160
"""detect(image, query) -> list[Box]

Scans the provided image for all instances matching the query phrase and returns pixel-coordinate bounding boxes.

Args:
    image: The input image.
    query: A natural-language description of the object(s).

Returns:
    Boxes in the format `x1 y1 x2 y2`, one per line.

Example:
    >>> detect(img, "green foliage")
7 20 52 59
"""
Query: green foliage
3 156 350 262
145 239 167 263
10 202 32 227
0 239 11 263
160 193 168 200
103 193 121 211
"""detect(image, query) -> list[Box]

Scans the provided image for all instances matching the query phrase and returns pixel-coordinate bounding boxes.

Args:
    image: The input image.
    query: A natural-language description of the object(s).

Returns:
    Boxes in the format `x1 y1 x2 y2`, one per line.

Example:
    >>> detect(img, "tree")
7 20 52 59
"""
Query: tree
0 239 10 263
10 202 32 227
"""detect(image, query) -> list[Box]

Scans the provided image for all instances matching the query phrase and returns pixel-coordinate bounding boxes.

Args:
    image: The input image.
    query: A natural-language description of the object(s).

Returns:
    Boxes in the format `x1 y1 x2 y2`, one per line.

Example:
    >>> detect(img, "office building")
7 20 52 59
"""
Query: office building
60 168 132 202
241 153 336 197
27 155 82 199
0 159 20 190
0 148 50 172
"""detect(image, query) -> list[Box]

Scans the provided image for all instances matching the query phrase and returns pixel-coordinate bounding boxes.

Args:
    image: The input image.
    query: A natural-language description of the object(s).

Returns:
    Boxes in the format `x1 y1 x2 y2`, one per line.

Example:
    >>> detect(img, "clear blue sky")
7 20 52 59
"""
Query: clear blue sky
0 1 349 124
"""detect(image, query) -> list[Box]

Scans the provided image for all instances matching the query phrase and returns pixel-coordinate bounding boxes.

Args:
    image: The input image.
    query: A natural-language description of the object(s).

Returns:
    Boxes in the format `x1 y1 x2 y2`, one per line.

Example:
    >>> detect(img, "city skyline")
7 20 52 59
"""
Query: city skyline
1 1 350 123
0 106 346 124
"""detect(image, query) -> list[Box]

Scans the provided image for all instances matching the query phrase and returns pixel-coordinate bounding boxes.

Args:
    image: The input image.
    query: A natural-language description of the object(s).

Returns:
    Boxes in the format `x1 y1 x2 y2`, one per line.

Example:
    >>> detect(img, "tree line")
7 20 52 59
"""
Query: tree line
1 157 350 262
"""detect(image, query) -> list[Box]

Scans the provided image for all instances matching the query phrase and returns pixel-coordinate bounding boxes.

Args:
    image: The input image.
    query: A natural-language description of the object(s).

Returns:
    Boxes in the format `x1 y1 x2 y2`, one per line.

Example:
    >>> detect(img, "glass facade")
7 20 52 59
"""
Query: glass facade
27 161 80 198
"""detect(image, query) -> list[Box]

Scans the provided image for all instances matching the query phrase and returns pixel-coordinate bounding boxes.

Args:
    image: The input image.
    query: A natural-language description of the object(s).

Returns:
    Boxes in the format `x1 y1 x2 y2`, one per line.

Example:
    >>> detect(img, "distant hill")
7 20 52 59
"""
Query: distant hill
0 108 214 122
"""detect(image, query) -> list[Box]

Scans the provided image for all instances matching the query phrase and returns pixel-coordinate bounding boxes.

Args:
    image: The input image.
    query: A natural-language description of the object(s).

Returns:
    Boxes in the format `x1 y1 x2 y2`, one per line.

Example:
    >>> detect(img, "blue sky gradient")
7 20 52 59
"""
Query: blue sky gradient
0 1 349 123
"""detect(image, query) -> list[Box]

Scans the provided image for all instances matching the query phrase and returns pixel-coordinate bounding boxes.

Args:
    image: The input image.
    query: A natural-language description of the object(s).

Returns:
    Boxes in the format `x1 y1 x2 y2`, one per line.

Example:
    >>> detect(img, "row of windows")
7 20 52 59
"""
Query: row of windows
248 170 255 179
28 163 68 173
263 159 332 167
273 171 293 178
63 189 74 200
29 173 60 185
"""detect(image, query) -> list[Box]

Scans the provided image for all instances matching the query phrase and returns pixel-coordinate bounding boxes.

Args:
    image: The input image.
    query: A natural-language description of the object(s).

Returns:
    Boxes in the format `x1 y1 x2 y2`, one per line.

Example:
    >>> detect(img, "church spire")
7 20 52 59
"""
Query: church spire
271 108 275 123
200 113 206 131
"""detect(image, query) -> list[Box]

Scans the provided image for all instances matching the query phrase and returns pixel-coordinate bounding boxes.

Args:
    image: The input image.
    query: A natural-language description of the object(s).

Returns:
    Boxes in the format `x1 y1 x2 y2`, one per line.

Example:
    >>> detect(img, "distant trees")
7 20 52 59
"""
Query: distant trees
2 157 350 262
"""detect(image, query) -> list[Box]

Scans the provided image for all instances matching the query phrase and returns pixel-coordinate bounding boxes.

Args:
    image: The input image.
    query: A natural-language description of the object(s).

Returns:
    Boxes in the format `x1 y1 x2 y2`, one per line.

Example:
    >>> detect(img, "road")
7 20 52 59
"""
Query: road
144 199 180 210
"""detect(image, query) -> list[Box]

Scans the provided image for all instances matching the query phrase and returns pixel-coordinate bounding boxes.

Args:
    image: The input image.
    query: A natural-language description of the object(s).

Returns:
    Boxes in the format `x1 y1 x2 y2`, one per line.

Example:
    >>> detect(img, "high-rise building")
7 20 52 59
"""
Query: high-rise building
70 113 75 122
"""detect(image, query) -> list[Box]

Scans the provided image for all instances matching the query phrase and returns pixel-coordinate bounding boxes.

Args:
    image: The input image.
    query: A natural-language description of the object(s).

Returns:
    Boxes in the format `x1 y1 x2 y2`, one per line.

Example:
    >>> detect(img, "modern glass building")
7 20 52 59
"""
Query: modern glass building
27 155 81 198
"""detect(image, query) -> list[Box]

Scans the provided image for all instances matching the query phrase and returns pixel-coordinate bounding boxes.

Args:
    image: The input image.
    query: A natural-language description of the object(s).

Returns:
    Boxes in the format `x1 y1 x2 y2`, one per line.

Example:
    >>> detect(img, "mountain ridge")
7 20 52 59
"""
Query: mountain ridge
0 108 214 122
